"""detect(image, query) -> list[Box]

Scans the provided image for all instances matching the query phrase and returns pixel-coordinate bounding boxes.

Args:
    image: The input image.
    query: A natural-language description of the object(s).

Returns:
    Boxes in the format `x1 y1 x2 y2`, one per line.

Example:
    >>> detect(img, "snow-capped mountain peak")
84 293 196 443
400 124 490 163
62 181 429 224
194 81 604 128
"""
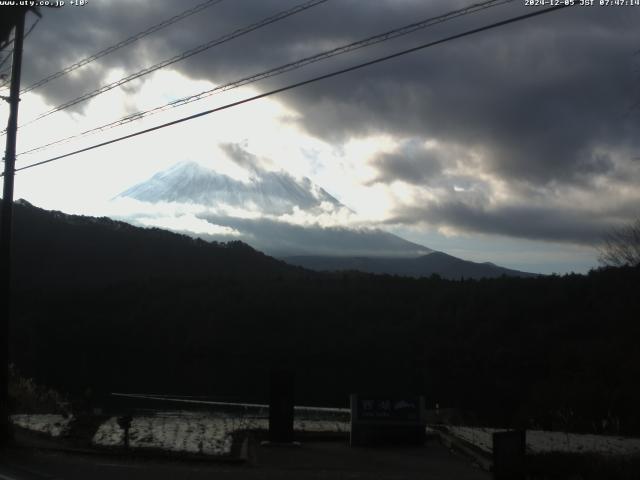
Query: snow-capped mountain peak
118 161 343 216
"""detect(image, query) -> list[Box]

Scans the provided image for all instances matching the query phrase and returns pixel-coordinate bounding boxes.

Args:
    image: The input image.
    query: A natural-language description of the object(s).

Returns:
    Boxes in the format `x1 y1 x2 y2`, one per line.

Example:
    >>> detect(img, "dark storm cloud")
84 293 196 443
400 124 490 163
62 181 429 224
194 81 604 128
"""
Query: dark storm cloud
270 4 640 187
19 0 640 243
20 0 179 109
388 201 622 246
20 1 479 109
23 1 640 175
219 142 262 172
367 138 443 185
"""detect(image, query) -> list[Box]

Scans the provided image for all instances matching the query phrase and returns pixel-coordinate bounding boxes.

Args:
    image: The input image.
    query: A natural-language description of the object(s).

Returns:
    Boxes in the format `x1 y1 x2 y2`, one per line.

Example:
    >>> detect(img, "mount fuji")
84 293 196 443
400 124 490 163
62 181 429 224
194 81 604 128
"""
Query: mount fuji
119 161 344 217
115 161 536 279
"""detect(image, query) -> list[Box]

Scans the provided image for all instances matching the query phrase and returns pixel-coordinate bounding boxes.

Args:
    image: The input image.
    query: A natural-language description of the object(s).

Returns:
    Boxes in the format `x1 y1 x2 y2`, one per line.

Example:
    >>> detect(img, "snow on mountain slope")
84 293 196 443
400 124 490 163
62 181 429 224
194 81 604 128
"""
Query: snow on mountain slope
113 160 537 277
118 161 342 216
115 161 434 258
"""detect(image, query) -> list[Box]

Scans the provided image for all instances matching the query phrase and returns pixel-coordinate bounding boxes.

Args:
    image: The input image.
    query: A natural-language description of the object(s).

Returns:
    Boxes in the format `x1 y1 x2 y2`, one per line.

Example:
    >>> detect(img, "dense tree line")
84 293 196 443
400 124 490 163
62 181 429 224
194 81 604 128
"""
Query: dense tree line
6 201 640 434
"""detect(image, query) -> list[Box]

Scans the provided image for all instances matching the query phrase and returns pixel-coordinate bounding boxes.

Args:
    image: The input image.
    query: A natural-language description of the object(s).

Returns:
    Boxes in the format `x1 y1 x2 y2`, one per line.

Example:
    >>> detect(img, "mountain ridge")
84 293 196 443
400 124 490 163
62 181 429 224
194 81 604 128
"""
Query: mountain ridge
283 252 539 280
6 198 299 291
113 161 538 278
118 161 343 216
116 160 435 258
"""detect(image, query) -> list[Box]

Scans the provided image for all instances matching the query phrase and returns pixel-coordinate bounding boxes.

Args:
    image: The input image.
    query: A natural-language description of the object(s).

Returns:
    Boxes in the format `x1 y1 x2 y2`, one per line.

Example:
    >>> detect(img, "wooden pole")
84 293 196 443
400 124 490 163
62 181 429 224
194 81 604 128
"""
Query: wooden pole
0 8 26 445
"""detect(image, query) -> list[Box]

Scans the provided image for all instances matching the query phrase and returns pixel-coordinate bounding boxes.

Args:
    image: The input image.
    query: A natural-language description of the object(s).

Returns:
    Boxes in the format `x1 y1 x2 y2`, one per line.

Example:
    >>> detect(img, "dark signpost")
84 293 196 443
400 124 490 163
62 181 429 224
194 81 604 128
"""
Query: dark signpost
350 394 426 446
117 415 133 450
268 369 295 444
492 430 526 480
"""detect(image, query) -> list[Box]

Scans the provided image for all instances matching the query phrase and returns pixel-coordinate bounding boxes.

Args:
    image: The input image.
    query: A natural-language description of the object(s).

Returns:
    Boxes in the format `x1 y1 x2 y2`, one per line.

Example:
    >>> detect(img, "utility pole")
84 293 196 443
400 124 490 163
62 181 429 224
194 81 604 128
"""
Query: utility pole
0 7 26 446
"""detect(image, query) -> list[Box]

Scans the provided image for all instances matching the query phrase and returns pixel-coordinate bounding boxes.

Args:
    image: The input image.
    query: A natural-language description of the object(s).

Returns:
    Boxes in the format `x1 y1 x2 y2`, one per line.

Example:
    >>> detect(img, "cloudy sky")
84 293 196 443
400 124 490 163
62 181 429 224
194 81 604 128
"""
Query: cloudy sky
1 0 639 273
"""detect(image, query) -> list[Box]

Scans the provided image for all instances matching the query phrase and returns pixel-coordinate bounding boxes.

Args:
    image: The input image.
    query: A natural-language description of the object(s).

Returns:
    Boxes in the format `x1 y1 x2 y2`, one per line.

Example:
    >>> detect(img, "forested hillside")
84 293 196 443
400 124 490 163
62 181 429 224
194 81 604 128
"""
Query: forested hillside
7 201 640 435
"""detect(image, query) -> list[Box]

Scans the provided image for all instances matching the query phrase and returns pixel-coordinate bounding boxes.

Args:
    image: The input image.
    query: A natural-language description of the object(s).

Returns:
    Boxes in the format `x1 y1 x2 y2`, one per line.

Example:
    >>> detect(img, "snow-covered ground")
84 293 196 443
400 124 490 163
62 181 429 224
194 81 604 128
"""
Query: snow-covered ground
444 426 640 456
10 414 73 437
92 416 124 447
92 414 237 455
12 411 640 459
131 415 234 455
92 411 349 456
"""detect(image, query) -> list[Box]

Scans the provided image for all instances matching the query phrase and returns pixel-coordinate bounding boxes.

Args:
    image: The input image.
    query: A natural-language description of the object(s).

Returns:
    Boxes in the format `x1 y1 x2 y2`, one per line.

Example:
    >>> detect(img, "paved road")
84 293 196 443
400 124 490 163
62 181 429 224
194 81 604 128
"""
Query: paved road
0 439 490 480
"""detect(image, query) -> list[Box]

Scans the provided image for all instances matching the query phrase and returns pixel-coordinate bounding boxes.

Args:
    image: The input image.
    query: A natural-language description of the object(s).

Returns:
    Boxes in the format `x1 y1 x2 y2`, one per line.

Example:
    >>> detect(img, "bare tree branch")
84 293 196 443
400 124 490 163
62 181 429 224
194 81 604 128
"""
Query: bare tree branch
598 218 640 267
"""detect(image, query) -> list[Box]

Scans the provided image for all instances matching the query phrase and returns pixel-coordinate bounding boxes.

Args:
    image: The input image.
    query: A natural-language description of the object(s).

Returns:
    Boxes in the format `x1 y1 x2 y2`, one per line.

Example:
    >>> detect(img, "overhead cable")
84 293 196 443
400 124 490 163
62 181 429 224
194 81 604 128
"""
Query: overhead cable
0 18 39 91
17 0 512 157
14 0 329 131
20 0 226 94
7 3 574 176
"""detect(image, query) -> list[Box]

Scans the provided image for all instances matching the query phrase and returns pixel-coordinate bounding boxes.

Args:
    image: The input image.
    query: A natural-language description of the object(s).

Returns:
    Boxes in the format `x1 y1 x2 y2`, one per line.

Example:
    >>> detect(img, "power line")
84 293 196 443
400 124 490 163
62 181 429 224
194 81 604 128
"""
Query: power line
0 18 38 90
0 74 10 91
16 0 513 158
0 37 14 52
0 52 12 73
14 0 329 131
0 40 14 90
24 17 39 40
0 36 14 71
20 0 226 95
8 3 572 176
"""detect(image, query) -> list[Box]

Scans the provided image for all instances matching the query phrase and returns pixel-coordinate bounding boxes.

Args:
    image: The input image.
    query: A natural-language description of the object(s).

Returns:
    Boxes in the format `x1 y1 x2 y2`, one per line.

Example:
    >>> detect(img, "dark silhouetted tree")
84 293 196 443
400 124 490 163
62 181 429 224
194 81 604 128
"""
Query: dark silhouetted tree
599 218 640 267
